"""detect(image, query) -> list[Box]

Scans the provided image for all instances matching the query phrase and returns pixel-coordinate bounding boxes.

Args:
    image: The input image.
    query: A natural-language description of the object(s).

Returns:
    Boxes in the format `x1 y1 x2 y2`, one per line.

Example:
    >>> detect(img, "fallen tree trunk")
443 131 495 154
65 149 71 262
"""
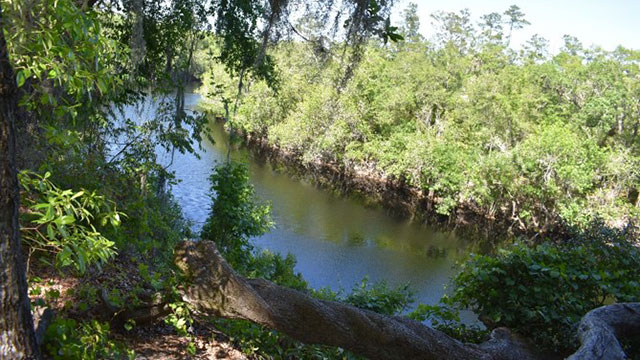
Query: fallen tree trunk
85 239 638 359
174 240 539 360
568 303 640 360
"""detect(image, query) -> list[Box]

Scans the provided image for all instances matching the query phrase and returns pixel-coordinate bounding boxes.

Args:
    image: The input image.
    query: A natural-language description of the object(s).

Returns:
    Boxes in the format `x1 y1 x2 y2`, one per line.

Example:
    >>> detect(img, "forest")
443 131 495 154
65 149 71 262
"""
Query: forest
0 0 639 359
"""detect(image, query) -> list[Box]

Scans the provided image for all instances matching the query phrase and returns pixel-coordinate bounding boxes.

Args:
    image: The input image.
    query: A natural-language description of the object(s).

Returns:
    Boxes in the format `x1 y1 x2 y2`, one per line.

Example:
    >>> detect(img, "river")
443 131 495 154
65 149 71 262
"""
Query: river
137 91 482 310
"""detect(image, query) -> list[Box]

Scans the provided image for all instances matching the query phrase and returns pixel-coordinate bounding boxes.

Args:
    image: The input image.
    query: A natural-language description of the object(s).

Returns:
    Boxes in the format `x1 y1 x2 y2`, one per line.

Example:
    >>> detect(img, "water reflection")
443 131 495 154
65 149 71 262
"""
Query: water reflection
146 92 484 310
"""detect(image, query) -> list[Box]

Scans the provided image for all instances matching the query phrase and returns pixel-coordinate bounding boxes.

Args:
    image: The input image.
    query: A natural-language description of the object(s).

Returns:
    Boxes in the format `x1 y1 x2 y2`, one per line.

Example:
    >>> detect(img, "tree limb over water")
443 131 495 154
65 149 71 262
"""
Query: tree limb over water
87 239 640 359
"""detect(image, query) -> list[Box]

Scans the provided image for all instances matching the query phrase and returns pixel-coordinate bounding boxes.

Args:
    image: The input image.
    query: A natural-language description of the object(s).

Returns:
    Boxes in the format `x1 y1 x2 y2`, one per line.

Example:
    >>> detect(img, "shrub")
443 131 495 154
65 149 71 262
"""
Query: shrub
19 171 122 273
201 161 273 269
44 317 134 360
450 222 640 351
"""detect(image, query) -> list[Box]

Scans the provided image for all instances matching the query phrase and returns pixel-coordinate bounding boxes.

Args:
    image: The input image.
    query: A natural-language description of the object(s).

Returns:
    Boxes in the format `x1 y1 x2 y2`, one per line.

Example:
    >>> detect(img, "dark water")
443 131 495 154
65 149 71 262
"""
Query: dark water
130 91 481 311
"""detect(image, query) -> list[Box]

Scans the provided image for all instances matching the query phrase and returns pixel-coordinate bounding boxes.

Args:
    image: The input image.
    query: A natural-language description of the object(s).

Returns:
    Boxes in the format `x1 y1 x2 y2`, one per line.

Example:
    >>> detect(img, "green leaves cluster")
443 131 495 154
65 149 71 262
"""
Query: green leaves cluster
19 171 123 273
343 278 413 315
201 162 273 269
44 318 134 360
4 0 123 121
450 223 640 351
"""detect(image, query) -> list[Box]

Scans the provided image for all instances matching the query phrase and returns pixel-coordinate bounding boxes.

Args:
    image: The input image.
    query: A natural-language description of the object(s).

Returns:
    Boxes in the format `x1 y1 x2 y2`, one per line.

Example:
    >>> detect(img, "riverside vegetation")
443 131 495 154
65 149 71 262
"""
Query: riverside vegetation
198 4 640 235
0 0 639 359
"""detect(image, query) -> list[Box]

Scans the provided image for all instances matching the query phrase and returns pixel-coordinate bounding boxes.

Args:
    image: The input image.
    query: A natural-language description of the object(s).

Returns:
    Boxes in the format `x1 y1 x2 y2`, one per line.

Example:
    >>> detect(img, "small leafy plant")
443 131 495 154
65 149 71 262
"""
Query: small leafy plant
201 162 273 269
44 317 134 360
19 170 123 273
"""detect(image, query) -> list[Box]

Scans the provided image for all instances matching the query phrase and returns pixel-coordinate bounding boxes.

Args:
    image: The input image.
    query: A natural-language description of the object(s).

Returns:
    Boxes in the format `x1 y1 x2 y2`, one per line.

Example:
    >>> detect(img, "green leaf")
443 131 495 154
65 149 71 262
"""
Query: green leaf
71 191 85 199
46 224 56 240
59 215 75 225
16 70 26 87
110 213 121 227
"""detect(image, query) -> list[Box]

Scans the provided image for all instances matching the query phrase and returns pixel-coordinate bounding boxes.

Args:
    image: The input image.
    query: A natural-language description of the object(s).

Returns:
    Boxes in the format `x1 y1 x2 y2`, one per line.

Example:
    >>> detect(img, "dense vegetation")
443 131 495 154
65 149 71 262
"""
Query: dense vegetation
450 222 640 352
199 5 640 233
1 0 639 358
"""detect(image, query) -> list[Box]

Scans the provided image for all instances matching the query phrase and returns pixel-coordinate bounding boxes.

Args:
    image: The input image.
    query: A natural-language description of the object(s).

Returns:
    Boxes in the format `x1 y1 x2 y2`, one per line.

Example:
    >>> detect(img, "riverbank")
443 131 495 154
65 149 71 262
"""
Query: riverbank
216 120 562 242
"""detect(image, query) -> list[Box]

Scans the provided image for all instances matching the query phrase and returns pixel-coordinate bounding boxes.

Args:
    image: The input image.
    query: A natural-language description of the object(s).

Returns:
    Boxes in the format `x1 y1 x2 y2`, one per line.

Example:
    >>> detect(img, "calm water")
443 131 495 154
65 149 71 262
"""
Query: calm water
125 91 481 309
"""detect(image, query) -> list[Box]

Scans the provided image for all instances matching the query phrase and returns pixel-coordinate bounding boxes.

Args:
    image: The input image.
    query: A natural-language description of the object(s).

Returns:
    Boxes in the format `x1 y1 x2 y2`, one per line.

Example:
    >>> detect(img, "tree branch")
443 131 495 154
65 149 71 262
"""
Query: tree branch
174 240 540 360
568 303 640 360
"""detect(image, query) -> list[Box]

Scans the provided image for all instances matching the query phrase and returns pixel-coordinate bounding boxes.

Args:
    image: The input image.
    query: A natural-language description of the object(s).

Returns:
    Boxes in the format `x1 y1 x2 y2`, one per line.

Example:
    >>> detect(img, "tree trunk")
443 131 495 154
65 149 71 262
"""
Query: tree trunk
0 4 40 359
568 303 640 360
174 240 540 360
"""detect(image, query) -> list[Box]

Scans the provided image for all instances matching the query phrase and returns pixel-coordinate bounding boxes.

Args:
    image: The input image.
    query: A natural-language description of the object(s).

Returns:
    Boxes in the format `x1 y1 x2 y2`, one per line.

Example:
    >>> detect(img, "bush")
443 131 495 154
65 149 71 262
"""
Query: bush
201 162 273 269
450 222 640 351
344 277 413 315
44 317 134 360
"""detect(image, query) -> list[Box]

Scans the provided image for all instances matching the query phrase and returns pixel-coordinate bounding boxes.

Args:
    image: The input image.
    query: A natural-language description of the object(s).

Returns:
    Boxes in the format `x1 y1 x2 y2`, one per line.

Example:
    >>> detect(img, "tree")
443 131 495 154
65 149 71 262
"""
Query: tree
521 34 549 62
0 3 40 358
478 12 503 44
401 3 423 42
430 9 475 53
503 5 530 47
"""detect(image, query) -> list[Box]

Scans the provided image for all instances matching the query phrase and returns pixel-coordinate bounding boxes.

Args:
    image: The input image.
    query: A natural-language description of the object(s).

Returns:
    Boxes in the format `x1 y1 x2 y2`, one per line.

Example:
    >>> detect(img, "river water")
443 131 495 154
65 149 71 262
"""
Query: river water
140 91 481 309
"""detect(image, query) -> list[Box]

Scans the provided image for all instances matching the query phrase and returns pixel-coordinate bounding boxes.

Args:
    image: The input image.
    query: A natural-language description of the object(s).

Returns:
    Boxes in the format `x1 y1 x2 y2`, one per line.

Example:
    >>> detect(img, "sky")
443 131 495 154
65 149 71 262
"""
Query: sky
390 0 640 52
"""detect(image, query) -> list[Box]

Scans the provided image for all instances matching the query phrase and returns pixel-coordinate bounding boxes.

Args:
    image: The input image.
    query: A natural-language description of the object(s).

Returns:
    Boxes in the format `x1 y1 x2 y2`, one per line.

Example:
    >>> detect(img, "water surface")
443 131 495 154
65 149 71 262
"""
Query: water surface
134 91 480 309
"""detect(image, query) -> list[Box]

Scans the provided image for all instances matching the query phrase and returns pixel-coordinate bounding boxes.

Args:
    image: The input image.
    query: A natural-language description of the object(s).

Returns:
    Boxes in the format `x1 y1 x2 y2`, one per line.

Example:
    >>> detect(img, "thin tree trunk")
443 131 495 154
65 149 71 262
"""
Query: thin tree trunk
0 4 40 358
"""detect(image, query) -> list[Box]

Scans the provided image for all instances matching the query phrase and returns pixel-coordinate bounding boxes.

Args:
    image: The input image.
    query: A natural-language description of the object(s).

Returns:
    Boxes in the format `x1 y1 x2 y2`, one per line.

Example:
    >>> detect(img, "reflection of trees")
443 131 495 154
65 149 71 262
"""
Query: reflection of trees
425 245 447 259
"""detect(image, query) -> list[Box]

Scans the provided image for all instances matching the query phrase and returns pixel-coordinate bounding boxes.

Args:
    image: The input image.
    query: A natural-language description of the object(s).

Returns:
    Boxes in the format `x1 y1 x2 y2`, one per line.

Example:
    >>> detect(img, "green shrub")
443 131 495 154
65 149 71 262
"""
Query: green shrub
344 277 414 315
450 222 640 351
247 249 309 291
201 162 273 269
44 317 134 360
19 170 122 273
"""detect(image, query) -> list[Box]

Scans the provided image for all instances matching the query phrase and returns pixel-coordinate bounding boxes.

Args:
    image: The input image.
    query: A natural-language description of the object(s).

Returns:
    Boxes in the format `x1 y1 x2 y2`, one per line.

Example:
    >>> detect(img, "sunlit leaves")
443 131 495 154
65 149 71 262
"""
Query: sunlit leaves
18 171 124 274
201 5 640 232
3 0 123 122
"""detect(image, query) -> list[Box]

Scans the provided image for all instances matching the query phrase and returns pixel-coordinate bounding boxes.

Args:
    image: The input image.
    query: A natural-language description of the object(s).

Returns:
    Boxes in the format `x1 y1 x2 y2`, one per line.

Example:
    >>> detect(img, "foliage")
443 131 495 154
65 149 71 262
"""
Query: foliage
44 317 134 360
408 300 488 344
19 171 122 273
198 4 640 232
343 277 413 315
450 222 640 351
246 249 309 291
6 0 640 357
3 0 124 122
201 161 273 269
